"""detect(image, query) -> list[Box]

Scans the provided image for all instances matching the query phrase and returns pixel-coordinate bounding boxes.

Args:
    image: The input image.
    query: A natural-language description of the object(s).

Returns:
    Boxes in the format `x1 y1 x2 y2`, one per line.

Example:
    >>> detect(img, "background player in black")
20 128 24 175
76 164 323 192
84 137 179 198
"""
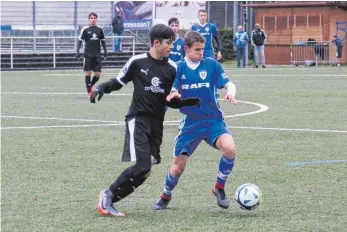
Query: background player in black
91 24 200 217
76 12 107 98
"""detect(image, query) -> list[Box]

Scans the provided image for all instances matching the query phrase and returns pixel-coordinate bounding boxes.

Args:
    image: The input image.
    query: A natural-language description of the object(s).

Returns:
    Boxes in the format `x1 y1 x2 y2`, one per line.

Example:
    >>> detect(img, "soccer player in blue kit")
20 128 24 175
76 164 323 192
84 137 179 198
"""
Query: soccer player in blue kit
168 17 185 62
191 9 222 60
152 30 237 210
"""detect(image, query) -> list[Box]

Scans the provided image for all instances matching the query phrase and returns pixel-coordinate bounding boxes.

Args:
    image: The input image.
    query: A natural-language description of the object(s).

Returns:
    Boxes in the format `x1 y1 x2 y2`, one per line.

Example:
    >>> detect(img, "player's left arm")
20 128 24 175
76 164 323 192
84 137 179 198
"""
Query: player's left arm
100 28 108 58
215 61 237 104
212 24 222 60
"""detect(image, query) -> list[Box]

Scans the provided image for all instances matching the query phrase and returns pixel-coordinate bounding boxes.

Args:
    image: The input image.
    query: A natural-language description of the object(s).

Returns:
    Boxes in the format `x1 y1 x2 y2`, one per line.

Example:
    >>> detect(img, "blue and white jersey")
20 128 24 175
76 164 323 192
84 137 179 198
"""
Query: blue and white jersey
169 37 185 62
172 57 230 120
191 23 218 55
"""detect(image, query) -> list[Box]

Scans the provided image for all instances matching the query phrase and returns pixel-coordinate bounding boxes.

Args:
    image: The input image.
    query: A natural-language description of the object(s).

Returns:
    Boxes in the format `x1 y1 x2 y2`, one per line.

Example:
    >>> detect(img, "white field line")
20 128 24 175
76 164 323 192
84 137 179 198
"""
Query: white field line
1 123 346 133
1 92 132 96
0 124 123 130
1 115 123 123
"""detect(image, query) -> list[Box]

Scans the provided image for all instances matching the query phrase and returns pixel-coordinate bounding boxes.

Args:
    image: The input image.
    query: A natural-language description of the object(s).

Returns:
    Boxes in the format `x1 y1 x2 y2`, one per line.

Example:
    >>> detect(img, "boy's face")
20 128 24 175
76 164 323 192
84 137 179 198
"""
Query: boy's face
154 38 174 57
198 12 207 24
169 22 180 34
185 42 205 62
89 16 97 25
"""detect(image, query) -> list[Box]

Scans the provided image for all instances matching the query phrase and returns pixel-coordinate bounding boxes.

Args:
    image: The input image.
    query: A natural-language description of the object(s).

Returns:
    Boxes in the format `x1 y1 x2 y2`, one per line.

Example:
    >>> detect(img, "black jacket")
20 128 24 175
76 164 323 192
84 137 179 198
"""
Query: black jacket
251 29 267 46
112 16 124 34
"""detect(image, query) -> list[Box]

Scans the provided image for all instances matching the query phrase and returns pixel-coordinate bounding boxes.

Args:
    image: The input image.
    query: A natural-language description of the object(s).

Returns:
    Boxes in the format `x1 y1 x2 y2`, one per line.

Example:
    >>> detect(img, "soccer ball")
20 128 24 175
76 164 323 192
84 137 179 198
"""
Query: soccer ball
234 183 262 210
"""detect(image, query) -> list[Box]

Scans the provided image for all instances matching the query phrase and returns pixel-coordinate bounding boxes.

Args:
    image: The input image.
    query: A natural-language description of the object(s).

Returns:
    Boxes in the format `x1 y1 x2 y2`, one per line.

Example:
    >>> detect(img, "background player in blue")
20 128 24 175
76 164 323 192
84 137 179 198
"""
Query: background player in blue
191 9 222 60
152 30 238 210
168 17 185 62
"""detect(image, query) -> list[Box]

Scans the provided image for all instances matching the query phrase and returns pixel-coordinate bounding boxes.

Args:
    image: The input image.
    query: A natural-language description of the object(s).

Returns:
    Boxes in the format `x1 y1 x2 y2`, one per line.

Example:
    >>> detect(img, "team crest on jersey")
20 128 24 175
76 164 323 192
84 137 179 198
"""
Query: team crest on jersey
199 70 207 80
176 45 181 50
91 33 98 40
205 27 209 32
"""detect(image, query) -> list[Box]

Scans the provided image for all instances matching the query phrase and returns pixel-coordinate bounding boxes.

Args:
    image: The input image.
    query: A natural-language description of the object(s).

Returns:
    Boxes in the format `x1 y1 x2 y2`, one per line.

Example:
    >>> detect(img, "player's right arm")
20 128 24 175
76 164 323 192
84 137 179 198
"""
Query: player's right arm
76 27 87 58
90 59 135 103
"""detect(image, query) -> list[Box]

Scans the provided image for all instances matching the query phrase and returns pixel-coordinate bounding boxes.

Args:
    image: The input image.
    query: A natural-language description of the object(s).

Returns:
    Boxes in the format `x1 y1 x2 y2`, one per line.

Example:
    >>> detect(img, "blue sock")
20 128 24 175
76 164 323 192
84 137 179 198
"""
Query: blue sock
216 155 235 189
162 172 179 199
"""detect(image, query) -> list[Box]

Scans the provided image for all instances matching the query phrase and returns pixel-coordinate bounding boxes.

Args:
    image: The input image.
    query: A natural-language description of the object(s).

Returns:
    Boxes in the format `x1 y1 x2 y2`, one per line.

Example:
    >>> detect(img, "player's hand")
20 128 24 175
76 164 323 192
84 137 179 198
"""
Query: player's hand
225 94 238 104
216 52 222 61
75 53 81 60
166 91 181 102
90 84 105 103
104 53 108 60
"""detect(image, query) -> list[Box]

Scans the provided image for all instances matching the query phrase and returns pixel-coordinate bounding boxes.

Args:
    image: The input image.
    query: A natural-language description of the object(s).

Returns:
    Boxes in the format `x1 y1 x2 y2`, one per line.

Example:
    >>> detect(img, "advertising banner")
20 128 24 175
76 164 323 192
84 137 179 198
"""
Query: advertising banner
113 1 153 30
154 1 206 29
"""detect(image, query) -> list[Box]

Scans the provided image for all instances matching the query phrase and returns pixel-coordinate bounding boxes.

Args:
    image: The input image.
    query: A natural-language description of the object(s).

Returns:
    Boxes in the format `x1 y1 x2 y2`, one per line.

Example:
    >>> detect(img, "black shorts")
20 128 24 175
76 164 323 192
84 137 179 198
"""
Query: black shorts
83 56 102 72
122 116 163 165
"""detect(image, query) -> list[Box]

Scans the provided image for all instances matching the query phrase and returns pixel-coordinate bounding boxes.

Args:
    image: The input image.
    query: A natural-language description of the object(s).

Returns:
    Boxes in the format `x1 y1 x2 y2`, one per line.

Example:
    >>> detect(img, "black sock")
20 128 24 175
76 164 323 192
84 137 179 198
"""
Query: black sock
109 167 150 203
91 76 99 86
85 76 91 92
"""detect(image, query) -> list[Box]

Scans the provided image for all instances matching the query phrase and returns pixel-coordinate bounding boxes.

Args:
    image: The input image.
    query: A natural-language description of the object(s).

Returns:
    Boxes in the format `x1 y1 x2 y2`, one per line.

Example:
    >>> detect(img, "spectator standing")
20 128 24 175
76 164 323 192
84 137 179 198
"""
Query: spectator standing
112 11 124 52
332 34 346 66
251 23 267 68
233 25 249 68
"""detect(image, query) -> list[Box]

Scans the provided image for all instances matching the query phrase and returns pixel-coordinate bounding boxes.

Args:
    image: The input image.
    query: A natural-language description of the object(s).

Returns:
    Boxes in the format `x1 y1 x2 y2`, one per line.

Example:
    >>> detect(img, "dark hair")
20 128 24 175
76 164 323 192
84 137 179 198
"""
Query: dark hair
168 17 179 26
88 12 98 19
184 30 206 48
198 9 207 15
149 24 175 46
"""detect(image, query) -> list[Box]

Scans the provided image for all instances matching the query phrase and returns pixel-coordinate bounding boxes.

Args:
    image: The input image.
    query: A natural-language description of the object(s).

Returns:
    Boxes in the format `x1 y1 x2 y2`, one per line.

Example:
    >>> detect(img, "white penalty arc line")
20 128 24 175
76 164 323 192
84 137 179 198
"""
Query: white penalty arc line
1 100 269 124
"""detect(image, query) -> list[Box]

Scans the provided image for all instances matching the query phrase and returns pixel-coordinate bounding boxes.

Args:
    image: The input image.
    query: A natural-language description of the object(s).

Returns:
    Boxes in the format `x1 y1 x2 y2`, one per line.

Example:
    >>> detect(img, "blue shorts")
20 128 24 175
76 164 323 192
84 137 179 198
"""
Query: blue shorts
203 50 215 59
173 118 231 156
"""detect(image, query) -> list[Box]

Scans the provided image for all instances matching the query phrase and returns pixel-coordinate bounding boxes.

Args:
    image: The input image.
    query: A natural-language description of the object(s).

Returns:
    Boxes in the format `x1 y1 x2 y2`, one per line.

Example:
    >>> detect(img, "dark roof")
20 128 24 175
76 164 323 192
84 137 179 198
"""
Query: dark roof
241 1 347 9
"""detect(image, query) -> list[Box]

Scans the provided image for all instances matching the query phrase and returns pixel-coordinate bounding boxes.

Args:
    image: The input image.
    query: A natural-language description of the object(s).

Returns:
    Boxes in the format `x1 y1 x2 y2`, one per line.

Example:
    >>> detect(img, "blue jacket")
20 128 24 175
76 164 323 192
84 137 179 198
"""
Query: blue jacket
233 31 249 48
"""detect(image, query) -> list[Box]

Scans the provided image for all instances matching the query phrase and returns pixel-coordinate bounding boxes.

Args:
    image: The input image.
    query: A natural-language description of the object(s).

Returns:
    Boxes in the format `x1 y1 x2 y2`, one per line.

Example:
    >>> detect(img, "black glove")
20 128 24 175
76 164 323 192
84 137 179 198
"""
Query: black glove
166 97 201 109
188 97 201 107
103 53 108 60
90 83 107 103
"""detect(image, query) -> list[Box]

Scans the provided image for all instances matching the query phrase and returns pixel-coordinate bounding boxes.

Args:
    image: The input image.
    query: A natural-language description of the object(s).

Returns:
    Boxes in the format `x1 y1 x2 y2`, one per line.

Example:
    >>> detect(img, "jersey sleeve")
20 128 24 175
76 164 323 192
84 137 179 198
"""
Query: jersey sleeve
100 28 105 40
79 27 87 41
211 24 218 37
215 61 230 89
116 59 136 85
180 39 186 59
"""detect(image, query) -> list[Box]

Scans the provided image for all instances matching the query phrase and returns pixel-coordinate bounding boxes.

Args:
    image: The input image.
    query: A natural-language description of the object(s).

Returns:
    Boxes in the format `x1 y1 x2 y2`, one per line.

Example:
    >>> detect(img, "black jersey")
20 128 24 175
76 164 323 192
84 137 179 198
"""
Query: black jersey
108 52 177 121
79 25 105 57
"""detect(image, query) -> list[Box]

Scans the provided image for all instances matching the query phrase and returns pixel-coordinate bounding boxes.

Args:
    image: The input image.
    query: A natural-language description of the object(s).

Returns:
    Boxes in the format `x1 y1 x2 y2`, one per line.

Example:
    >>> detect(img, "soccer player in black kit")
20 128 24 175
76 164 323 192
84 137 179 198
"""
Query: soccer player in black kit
90 24 200 217
76 12 107 98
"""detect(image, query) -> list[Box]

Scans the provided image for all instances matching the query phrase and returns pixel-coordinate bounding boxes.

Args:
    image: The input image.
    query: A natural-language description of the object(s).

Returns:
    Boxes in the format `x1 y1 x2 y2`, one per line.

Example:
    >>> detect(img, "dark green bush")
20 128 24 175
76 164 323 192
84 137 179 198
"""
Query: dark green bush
219 27 234 60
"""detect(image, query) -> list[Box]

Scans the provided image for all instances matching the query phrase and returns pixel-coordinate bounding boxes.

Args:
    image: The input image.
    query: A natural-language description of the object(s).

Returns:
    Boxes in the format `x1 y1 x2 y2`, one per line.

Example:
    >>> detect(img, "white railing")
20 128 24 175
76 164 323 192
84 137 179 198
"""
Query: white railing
1 36 136 69
290 41 338 66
